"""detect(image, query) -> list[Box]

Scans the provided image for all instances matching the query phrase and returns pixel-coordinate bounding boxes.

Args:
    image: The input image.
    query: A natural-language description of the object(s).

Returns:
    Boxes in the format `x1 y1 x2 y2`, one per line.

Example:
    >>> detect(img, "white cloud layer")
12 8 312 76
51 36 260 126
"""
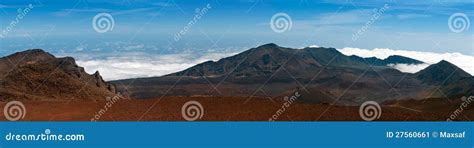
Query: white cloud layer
338 47 474 75
77 47 473 81
386 63 431 73
77 52 239 81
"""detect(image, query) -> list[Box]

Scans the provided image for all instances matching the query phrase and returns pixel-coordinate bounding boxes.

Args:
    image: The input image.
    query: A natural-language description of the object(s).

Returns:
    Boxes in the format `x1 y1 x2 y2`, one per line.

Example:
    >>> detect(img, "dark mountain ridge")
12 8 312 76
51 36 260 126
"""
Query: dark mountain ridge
415 60 471 85
168 43 424 78
113 43 472 105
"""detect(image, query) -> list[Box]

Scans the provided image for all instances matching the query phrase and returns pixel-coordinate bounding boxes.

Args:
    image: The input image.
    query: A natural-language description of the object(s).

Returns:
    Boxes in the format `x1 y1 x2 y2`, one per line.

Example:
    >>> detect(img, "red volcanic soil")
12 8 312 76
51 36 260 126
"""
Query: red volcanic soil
0 96 472 121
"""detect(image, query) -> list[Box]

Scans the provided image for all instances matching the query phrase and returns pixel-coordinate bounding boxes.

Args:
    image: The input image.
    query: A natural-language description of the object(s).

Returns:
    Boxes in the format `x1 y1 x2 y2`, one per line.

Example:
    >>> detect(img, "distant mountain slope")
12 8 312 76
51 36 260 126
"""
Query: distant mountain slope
414 60 473 97
0 49 116 101
113 43 472 105
168 43 424 78
415 60 471 85
384 55 424 64
441 77 474 97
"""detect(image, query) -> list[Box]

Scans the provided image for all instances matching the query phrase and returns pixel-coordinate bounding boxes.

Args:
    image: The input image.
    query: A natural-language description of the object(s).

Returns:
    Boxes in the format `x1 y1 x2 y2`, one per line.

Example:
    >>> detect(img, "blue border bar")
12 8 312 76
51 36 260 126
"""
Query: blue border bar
0 122 472 147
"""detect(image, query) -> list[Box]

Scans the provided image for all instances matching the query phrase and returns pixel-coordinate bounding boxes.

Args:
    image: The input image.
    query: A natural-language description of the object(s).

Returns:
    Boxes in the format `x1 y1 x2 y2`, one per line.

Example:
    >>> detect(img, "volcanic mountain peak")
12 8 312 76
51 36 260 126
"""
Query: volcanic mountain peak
9 49 53 58
244 43 295 57
436 60 461 68
168 43 427 78
257 43 279 48
1 49 55 65
415 60 472 85
251 43 338 55
384 55 423 64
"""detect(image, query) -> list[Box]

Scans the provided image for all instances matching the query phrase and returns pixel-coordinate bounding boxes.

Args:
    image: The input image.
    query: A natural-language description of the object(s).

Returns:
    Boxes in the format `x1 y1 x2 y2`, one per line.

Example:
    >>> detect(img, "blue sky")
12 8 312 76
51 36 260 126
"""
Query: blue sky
0 0 473 80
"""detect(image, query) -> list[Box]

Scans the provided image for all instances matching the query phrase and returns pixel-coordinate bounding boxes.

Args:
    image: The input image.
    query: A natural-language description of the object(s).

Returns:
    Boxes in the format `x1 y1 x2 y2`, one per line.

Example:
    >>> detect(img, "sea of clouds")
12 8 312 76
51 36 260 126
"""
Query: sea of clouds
77 52 240 80
77 46 473 81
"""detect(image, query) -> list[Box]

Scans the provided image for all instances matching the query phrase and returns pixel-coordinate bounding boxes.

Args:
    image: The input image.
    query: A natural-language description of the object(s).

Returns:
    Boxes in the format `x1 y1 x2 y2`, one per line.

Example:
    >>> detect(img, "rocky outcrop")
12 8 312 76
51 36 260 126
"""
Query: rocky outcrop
0 49 116 101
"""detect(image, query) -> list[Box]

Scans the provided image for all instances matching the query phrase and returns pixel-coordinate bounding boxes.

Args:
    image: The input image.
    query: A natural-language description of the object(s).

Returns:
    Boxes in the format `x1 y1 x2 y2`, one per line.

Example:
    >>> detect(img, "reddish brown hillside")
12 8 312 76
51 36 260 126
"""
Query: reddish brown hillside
0 49 116 101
